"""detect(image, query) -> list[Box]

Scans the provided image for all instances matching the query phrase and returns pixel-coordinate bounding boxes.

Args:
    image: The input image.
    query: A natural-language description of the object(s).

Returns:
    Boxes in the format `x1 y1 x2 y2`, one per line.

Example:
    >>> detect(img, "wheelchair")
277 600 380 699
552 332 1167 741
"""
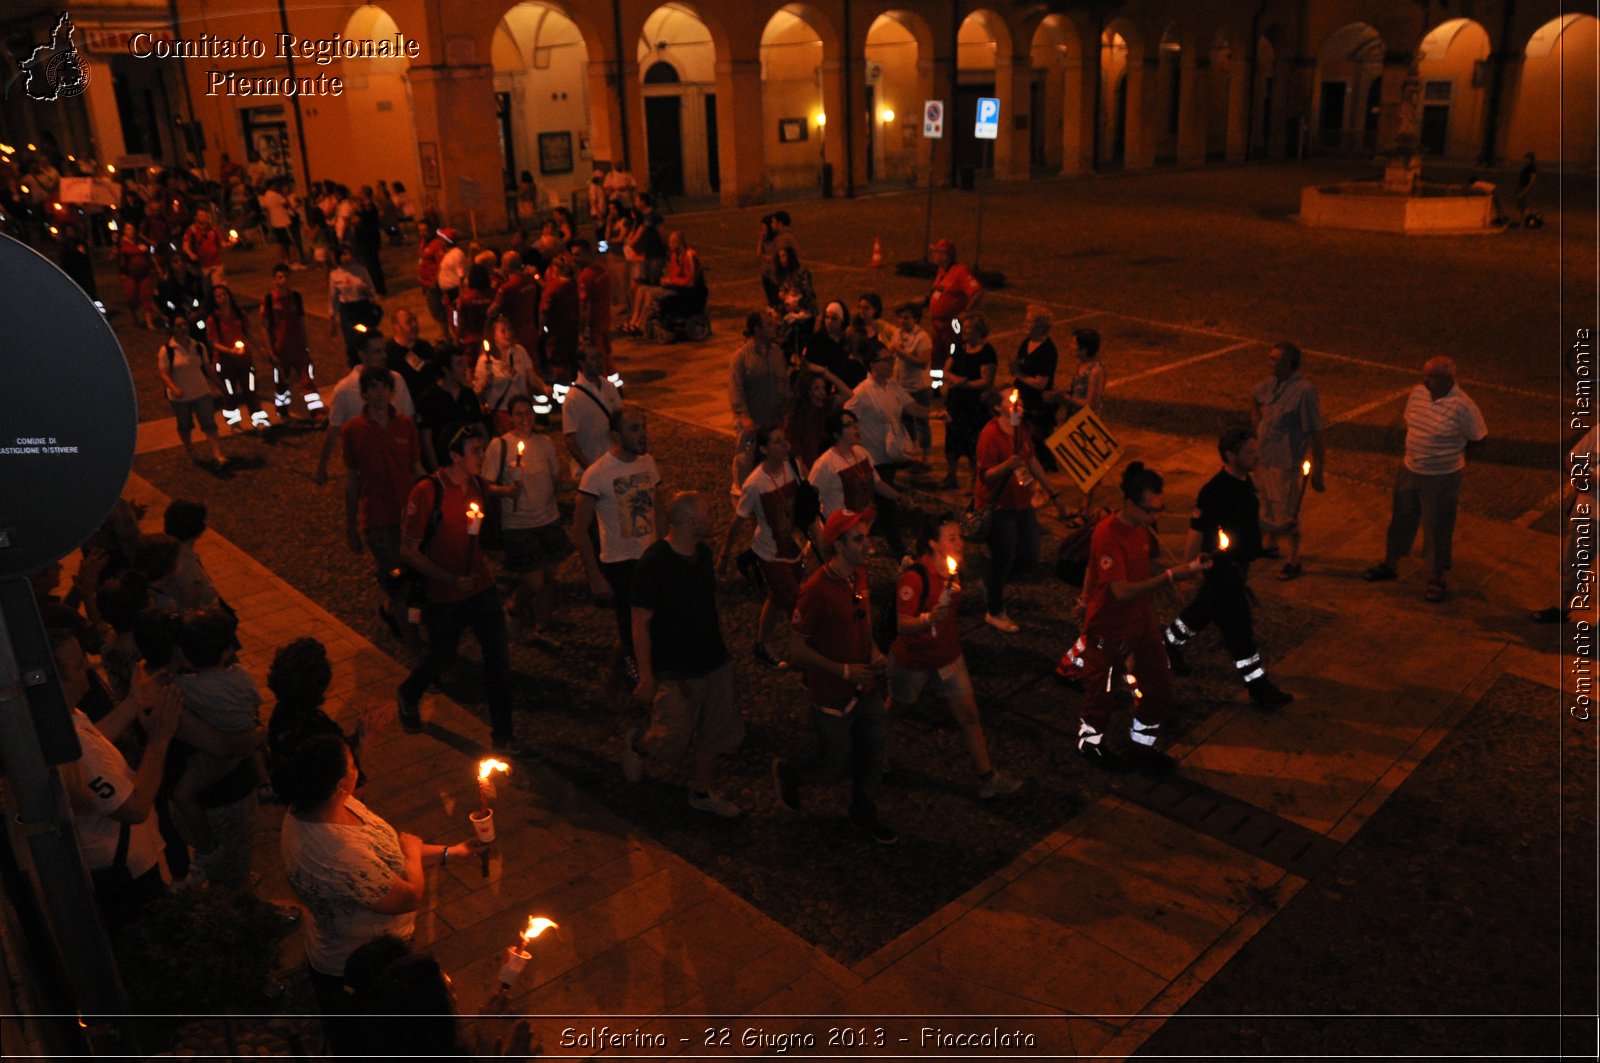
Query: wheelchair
644 283 711 344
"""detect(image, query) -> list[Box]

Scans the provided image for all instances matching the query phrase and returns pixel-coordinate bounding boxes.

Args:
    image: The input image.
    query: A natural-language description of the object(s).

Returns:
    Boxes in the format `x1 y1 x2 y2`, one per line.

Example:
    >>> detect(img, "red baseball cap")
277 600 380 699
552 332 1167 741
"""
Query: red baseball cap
822 507 875 548
929 238 955 252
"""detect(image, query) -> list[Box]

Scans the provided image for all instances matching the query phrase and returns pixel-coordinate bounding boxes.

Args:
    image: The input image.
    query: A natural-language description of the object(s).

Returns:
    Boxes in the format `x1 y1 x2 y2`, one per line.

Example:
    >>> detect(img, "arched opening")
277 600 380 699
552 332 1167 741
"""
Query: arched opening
1029 16 1072 172
956 11 1007 179
1313 23 1385 155
761 6 826 194
337 6 420 197
1098 26 1132 166
1414 19 1491 158
493 2 592 216
1154 24 1183 163
1206 30 1232 161
637 4 718 198
865 12 929 186
1507 14 1597 167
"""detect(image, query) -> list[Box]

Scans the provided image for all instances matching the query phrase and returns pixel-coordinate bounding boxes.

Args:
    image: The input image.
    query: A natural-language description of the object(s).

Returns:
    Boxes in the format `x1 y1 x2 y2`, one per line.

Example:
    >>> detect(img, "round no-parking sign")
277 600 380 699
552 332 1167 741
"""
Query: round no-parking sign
0 235 137 579
923 99 944 139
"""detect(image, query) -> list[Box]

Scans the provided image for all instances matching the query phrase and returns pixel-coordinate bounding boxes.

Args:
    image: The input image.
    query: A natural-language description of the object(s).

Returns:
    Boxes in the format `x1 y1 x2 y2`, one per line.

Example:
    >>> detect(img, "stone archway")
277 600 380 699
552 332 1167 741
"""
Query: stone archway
1313 23 1386 156
1506 14 1597 167
637 4 719 198
493 2 592 211
760 6 828 194
865 11 933 186
1414 18 1491 159
337 6 421 197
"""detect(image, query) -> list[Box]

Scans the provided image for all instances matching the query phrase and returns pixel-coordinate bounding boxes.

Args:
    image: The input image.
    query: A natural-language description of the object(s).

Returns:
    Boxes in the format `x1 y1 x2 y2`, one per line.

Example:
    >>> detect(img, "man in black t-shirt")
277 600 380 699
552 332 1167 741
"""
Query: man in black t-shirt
386 309 437 400
414 347 483 471
1163 426 1295 710
621 491 744 818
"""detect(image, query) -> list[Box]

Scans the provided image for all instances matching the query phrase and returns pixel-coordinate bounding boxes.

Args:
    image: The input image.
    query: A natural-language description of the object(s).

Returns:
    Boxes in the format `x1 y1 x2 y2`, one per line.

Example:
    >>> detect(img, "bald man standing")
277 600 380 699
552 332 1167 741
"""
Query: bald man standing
1365 357 1487 602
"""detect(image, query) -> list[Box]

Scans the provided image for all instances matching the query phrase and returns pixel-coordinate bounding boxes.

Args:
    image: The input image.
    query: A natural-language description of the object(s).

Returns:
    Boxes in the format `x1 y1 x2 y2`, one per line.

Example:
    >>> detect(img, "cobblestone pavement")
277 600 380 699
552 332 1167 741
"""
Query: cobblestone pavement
56 157 1592 1055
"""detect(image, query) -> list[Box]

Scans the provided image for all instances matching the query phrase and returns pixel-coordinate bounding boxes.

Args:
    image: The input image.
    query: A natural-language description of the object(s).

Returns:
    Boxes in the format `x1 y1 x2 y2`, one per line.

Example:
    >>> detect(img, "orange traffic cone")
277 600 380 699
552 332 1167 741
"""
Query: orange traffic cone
869 237 885 268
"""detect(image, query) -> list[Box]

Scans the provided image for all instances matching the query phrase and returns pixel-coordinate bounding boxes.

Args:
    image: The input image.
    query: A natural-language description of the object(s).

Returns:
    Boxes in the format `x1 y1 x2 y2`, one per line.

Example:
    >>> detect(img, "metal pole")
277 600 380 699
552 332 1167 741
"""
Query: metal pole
0 581 136 1051
973 141 989 271
611 0 631 171
921 134 937 262
277 0 313 190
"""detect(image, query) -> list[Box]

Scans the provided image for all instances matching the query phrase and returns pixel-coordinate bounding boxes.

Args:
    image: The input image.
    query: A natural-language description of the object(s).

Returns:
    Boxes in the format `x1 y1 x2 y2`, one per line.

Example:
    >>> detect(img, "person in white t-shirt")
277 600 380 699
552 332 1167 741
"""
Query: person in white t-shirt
315 333 415 484
719 425 817 669
54 629 182 932
485 395 573 647
889 301 936 452
574 405 663 681
844 349 933 557
809 408 902 523
562 345 623 476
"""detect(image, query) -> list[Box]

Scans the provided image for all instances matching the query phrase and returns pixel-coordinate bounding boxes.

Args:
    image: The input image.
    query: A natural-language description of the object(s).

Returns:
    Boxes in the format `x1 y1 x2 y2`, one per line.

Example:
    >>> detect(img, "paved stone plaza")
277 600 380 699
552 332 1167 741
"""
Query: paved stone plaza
79 159 1597 1056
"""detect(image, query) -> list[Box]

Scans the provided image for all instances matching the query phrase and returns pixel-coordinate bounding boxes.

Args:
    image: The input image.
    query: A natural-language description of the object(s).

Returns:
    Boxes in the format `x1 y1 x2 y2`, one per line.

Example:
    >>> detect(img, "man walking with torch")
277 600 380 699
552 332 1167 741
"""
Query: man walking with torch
1251 342 1325 580
1162 426 1296 710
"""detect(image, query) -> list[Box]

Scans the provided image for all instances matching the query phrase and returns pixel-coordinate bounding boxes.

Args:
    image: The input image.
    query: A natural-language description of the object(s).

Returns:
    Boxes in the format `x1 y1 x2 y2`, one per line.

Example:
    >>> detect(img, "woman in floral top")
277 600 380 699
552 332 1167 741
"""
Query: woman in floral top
275 734 480 1050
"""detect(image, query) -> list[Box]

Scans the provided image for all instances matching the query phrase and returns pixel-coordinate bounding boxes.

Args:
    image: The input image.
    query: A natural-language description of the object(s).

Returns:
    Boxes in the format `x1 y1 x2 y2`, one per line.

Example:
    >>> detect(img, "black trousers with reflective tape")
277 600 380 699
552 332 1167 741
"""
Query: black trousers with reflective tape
1169 561 1256 664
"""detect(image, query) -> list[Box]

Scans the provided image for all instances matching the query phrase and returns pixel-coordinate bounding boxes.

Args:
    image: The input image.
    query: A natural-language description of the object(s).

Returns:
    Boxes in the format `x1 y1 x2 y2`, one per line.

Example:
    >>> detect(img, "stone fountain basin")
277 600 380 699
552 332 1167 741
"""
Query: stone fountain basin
1299 181 1496 235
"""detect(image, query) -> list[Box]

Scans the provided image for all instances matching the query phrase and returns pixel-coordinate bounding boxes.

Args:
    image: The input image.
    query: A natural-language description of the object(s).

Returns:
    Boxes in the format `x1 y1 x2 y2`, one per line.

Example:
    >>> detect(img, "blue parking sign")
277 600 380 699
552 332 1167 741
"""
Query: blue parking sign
974 96 1000 140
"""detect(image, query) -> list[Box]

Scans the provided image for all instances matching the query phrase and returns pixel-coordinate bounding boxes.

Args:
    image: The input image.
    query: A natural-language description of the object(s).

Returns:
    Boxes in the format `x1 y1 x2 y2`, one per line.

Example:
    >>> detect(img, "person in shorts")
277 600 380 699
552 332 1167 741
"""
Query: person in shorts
156 307 229 468
485 394 572 647
620 492 744 818
889 511 1022 801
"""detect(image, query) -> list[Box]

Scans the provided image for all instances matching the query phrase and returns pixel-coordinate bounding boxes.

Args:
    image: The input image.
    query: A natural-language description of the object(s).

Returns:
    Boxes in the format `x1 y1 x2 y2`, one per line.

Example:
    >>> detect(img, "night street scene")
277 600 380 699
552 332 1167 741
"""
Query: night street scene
0 0 1594 1057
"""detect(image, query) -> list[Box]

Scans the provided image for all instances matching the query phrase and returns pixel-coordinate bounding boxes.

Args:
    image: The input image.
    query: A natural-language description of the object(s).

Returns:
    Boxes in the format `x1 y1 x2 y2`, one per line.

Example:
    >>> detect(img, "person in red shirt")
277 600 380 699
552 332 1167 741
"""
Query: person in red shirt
1075 461 1210 772
926 237 981 361
396 425 529 757
206 284 266 429
342 367 424 642
117 221 157 330
541 250 581 381
574 242 613 371
182 208 226 285
487 250 542 357
260 264 316 420
416 216 448 332
974 388 1070 633
890 511 1022 800
773 508 897 845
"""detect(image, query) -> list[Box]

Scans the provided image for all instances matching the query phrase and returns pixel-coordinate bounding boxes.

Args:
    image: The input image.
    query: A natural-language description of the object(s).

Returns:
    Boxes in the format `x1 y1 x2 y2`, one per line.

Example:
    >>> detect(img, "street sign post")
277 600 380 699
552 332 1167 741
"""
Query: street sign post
974 96 1000 140
921 100 944 263
922 99 944 139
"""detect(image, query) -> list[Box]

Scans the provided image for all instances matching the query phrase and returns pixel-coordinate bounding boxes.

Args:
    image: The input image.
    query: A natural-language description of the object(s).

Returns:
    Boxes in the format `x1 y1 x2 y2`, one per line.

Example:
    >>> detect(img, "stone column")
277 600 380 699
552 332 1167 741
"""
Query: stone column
407 63 505 231
1176 51 1206 165
1225 47 1251 161
1123 54 1157 169
1060 53 1096 174
819 57 847 196
992 52 1031 180
586 58 626 169
80 57 127 163
713 57 767 206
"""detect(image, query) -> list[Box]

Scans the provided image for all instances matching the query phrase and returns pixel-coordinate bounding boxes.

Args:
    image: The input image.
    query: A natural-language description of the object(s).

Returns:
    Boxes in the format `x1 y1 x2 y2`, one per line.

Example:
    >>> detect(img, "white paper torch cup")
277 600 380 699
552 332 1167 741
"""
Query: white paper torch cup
498 947 529 985
470 808 496 843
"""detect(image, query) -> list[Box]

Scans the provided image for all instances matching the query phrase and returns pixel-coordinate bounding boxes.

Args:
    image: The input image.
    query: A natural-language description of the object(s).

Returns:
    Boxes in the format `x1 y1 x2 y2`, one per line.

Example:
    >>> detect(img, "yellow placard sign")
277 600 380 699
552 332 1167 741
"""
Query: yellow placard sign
1045 407 1123 493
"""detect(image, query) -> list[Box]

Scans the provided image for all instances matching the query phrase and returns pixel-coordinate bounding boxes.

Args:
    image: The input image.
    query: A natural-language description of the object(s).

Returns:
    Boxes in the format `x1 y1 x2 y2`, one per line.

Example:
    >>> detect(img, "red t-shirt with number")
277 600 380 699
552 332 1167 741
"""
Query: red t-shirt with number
890 561 961 672
1082 513 1160 642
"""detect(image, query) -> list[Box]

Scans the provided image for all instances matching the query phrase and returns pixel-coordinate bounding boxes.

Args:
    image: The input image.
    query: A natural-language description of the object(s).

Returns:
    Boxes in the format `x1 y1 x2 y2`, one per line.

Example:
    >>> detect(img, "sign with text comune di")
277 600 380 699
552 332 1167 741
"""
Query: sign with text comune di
1046 407 1123 493
0 236 138 579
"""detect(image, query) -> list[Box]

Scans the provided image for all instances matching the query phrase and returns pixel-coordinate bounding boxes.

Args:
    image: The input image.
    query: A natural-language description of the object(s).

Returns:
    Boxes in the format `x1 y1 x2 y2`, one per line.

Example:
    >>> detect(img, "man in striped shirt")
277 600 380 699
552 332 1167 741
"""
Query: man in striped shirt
1365 357 1488 601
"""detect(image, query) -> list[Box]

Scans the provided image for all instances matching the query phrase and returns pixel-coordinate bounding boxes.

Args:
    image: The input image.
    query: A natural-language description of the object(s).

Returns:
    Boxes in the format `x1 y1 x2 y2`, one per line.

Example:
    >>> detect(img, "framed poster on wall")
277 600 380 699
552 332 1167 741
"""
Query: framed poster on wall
778 118 809 143
419 141 441 188
539 131 574 175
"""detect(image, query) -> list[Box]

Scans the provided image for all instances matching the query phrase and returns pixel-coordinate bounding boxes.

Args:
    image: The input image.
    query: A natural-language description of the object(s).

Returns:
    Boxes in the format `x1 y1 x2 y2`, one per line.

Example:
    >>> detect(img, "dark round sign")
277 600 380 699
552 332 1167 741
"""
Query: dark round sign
0 235 138 579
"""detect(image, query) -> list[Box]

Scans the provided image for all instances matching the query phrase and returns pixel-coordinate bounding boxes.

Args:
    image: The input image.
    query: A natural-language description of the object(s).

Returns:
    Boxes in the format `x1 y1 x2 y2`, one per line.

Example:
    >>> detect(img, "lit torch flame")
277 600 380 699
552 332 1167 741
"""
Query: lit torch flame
946 555 958 577
1217 530 1230 551
228 228 239 241
234 340 245 351
353 323 368 333
1008 388 1019 405
478 757 509 782
468 502 483 521
520 916 558 944
1302 459 1312 476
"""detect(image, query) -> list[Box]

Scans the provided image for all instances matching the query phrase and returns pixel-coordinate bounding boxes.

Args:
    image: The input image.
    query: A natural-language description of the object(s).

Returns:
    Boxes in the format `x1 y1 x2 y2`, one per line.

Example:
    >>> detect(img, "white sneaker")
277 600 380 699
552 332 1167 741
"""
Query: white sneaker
984 612 1020 634
977 770 1023 799
621 727 644 783
688 788 741 818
